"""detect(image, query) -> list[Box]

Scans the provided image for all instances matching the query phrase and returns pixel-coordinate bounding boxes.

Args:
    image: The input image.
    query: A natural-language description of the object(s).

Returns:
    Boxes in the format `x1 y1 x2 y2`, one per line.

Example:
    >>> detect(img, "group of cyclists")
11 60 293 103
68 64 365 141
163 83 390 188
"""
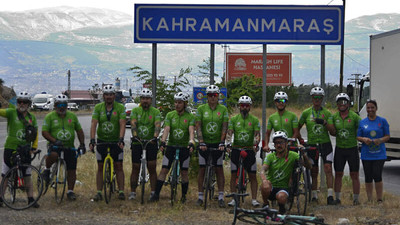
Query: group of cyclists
0 83 387 213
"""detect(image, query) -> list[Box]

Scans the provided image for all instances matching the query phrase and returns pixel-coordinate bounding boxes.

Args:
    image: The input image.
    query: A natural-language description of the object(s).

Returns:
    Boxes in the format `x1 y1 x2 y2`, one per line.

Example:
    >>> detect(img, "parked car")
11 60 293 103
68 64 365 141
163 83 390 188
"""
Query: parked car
67 103 79 111
125 102 139 127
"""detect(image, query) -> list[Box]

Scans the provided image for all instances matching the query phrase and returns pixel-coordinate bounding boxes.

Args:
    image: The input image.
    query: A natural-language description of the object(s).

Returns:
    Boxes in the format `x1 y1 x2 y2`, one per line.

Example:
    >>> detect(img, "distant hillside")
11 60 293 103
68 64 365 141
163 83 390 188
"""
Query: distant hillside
0 7 399 94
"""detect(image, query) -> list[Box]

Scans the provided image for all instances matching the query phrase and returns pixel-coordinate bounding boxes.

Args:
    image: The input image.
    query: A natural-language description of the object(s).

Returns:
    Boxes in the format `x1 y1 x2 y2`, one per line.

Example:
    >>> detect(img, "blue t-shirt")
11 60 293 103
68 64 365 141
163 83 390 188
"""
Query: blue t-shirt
357 116 390 160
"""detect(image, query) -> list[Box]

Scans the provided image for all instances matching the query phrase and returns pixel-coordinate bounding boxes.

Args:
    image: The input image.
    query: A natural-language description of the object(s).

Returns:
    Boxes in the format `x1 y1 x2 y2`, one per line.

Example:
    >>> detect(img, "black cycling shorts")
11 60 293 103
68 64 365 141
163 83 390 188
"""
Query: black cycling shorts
48 146 78 170
362 160 385 183
198 143 224 167
96 140 124 163
162 146 190 171
2 148 33 177
334 146 360 172
268 187 290 201
131 142 158 164
230 148 257 174
307 142 333 166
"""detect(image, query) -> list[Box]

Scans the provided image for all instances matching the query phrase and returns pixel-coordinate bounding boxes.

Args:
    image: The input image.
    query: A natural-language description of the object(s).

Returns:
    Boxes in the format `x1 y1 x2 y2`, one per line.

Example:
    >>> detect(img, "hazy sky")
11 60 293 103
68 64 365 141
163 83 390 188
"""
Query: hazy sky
2 0 400 21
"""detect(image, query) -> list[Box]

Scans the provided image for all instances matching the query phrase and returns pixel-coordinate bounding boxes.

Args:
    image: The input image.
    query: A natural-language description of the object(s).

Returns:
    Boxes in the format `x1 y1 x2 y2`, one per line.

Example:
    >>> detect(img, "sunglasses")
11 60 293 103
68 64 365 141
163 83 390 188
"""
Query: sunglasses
275 99 287 103
207 93 219 98
240 103 250 108
17 100 30 104
337 100 348 105
312 96 323 100
56 103 67 108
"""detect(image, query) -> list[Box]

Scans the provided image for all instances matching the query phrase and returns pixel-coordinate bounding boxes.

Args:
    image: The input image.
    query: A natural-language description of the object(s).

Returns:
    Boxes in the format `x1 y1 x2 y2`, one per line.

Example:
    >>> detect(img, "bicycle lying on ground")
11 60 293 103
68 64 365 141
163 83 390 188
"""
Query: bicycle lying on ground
38 145 79 204
226 193 327 225
1 145 43 210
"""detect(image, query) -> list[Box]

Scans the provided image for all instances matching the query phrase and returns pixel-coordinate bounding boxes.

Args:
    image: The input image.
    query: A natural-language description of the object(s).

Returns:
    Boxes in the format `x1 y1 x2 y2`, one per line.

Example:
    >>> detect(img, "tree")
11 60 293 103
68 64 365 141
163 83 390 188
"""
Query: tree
128 66 192 118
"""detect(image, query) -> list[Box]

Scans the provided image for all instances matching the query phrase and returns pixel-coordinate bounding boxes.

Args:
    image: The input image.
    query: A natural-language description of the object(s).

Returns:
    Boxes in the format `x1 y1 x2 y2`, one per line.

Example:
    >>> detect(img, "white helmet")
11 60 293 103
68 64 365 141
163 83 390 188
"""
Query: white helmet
238 96 252 105
336 93 350 102
103 84 115 94
272 131 288 141
54 94 68 104
174 92 189 102
310 87 325 96
16 91 31 101
140 88 152 98
274 91 288 101
206 85 220 94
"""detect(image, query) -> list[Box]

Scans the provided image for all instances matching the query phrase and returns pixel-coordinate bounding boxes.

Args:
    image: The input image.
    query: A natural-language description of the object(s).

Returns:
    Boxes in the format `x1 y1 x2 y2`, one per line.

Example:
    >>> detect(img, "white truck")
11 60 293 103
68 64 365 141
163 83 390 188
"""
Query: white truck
358 28 400 159
31 93 54 111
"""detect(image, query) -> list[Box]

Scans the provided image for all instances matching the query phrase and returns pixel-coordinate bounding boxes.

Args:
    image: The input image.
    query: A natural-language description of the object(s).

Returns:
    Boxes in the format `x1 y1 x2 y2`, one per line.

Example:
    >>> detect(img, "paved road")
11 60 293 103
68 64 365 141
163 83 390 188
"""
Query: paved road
1 114 400 196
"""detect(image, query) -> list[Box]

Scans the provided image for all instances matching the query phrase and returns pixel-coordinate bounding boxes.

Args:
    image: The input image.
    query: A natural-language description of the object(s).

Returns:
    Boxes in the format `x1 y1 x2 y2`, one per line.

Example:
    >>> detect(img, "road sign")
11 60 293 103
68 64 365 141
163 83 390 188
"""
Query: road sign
226 53 292 86
134 4 344 45
193 87 227 106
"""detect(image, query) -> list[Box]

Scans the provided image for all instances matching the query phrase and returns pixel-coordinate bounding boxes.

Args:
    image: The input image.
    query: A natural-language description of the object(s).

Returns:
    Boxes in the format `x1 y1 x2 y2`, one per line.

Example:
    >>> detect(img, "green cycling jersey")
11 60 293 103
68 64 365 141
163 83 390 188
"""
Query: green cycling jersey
267 110 298 138
42 111 82 148
92 102 126 141
299 107 332 145
131 106 161 141
263 151 299 188
164 110 195 147
228 113 260 147
195 103 229 144
328 110 361 148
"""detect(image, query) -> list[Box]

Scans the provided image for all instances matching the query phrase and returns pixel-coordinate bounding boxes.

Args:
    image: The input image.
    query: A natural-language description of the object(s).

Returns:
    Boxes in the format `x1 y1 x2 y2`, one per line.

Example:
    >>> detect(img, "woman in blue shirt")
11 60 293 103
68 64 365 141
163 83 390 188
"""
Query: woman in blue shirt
357 100 390 203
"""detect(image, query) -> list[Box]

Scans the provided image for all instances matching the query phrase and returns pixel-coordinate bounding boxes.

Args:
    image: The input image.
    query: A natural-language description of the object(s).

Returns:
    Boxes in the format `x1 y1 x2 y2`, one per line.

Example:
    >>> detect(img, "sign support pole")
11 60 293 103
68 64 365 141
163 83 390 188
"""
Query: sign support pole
152 43 157 107
210 44 215 85
261 44 267 160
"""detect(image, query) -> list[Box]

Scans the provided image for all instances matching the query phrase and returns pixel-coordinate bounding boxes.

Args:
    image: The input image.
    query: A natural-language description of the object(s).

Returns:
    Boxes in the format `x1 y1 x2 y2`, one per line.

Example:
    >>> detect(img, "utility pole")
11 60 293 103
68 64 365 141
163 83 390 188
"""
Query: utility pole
348 73 361 107
221 44 230 86
67 70 71 98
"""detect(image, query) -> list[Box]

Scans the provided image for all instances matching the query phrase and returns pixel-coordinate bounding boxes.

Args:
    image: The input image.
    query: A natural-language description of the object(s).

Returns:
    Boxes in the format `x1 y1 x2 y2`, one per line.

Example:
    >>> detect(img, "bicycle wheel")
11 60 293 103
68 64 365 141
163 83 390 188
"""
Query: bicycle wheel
170 160 178 206
140 161 146 204
103 158 112 204
38 156 49 195
294 168 309 215
237 163 246 205
1 165 43 210
55 159 67 204
203 165 211 210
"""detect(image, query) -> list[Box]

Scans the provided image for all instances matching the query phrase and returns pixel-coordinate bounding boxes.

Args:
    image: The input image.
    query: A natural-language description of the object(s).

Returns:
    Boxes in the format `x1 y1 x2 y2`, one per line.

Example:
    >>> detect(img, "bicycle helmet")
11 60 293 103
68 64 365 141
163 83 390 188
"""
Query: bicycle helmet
140 88 153 98
274 91 288 101
336 93 350 102
310 87 325 96
272 131 288 142
174 92 189 102
238 96 252 105
54 94 68 104
103 84 115 94
16 91 31 101
206 85 220 94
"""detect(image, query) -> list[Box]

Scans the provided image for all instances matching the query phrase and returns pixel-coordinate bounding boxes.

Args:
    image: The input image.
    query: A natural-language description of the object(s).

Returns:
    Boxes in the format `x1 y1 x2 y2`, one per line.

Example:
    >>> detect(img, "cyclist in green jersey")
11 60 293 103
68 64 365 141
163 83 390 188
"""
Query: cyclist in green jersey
196 85 229 208
260 131 311 214
42 94 86 201
328 93 361 205
298 87 335 205
0 91 40 207
151 92 195 203
129 89 161 201
89 85 127 201
226 96 261 207
263 92 300 152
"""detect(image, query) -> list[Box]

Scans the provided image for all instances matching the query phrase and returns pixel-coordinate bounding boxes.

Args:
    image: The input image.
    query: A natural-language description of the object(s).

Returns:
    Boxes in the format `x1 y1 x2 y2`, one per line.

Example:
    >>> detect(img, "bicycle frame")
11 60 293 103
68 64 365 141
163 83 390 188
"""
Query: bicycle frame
234 148 250 205
203 147 218 210
96 142 117 204
166 145 181 206
134 139 152 204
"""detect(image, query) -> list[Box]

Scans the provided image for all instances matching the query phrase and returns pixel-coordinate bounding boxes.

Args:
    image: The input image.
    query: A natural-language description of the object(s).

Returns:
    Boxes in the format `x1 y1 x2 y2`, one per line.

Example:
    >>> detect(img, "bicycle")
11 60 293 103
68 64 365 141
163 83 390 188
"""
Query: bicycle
38 145 79 204
96 142 117 204
132 138 152 204
1 145 43 210
203 147 219 210
287 145 316 216
226 193 327 225
232 147 252 206
164 145 183 206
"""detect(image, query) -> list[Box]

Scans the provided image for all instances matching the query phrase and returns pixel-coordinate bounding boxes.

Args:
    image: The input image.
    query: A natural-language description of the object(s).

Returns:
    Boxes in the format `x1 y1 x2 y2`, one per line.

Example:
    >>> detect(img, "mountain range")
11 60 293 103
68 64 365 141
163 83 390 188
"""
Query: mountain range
1 6 400 95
